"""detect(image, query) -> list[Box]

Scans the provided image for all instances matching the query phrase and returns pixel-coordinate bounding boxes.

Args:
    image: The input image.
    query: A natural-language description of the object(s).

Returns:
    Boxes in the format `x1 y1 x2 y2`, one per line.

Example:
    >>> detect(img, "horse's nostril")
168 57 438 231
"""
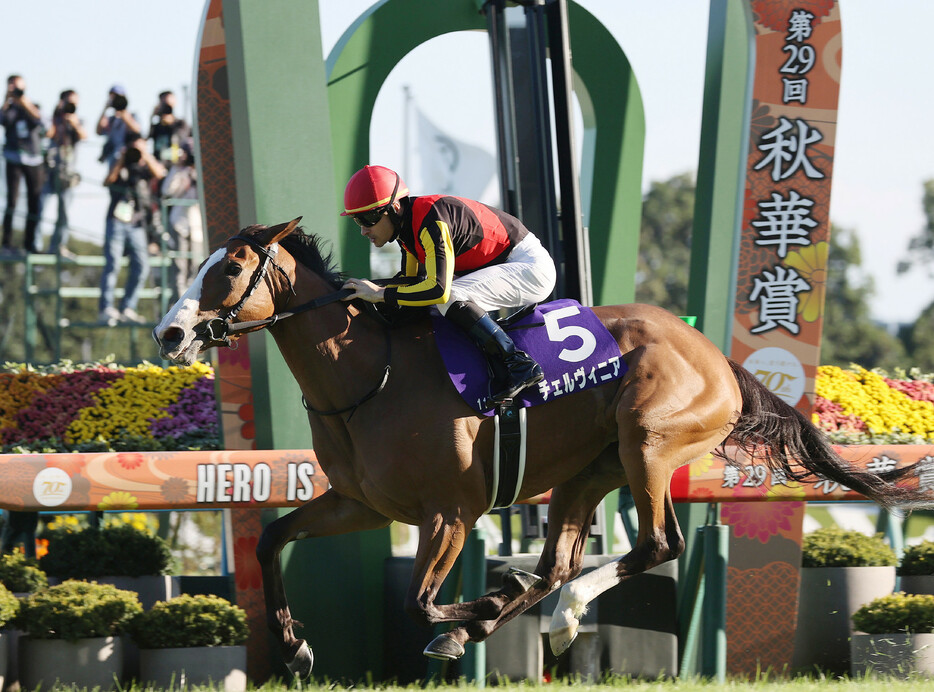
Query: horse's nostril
161 326 185 348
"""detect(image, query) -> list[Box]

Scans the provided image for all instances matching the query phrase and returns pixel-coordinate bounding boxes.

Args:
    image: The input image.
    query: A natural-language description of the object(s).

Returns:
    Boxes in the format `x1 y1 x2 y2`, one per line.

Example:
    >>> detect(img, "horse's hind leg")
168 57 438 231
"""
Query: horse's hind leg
255 489 391 677
548 483 682 654
423 451 622 659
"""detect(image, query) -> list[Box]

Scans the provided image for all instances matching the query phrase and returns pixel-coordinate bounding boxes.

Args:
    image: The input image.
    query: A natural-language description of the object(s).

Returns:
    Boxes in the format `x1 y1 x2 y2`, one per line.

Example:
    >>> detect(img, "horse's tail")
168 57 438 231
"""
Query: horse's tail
723 359 933 511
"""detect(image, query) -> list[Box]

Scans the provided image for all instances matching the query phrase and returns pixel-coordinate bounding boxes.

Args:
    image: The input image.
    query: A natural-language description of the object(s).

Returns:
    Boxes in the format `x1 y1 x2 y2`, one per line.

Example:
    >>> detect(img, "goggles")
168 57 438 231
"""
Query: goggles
352 207 387 227
351 173 401 227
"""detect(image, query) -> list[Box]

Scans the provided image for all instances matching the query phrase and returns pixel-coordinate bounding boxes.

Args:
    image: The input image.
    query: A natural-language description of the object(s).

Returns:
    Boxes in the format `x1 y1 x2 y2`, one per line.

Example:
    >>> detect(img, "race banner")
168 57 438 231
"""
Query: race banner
730 3 842 414
725 3 842 672
1 445 929 512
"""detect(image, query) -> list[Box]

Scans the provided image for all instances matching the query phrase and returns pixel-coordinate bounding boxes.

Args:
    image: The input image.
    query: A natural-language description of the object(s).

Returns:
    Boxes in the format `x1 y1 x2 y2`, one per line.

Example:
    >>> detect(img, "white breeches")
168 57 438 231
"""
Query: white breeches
436 233 557 315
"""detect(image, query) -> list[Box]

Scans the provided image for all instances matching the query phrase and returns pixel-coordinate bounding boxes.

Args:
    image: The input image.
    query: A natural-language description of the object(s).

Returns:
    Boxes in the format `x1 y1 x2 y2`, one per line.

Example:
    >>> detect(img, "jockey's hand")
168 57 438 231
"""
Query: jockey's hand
342 278 385 303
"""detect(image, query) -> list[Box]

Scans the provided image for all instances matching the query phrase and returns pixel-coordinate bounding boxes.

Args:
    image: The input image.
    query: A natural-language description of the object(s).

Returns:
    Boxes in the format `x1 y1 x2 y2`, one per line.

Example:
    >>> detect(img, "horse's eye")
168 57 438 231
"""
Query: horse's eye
225 263 243 277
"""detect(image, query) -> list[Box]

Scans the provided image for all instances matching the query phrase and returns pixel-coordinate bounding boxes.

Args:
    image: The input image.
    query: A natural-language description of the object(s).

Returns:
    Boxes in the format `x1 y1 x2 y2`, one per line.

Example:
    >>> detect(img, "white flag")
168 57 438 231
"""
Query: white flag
415 107 496 203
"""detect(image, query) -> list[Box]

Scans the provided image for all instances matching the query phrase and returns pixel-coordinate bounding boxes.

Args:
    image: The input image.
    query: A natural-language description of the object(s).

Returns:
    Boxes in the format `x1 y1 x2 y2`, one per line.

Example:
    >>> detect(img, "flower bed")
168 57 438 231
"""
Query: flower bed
815 365 934 445
2 360 931 452
0 360 219 453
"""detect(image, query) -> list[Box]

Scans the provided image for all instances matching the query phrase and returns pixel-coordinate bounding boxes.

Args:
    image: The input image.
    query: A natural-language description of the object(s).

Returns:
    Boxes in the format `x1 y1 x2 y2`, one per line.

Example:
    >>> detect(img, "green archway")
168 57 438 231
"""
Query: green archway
325 0 645 305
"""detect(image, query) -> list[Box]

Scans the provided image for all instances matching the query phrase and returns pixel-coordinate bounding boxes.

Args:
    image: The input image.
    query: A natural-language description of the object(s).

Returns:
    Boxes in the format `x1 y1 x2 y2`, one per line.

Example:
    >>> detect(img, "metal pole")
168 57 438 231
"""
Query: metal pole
544 0 589 305
484 0 522 216
461 527 488 685
700 505 728 681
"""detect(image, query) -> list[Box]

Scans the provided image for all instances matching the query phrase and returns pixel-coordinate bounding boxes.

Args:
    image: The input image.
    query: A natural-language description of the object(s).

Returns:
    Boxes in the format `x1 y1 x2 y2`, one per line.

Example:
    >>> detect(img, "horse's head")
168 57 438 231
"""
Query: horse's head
154 217 302 364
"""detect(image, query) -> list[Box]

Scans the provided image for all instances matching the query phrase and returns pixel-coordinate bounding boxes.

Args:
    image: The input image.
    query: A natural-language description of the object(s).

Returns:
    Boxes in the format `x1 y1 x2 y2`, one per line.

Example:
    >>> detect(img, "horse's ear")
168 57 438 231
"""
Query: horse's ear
261 217 303 246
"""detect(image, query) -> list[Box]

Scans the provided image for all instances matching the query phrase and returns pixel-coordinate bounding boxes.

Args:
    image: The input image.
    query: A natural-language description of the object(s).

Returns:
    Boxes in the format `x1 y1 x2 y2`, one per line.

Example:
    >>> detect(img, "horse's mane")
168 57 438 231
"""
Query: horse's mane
240 224 345 290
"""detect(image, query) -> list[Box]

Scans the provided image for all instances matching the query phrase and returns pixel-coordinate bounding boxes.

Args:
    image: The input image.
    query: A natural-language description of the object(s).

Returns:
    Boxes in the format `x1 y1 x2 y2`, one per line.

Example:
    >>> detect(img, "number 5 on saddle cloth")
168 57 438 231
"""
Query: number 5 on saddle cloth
431 298 628 511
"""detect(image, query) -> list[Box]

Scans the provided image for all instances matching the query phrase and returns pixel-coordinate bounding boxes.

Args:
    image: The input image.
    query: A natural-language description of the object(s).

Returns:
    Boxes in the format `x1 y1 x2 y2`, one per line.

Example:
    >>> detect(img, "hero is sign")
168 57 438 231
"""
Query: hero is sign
748 9 824 336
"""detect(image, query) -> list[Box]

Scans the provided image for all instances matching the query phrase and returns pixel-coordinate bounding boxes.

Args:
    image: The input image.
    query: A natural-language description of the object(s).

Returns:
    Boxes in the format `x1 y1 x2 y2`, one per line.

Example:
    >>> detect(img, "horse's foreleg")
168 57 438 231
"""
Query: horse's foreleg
403 512 503 632
255 489 390 677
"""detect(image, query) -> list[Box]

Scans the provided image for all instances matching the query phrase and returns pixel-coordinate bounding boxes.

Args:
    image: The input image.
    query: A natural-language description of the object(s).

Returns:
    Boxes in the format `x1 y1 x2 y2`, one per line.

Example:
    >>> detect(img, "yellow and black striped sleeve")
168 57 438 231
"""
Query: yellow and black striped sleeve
383 220 455 307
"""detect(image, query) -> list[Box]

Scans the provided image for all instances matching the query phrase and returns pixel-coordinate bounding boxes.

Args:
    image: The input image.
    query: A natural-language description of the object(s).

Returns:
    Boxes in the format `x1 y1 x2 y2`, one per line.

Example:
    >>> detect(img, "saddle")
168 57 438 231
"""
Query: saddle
432 298 628 513
431 298 627 416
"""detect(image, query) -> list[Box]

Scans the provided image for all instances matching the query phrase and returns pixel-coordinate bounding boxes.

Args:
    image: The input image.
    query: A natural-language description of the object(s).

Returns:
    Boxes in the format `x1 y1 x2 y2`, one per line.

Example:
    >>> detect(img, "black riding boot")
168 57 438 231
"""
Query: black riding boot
446 300 544 404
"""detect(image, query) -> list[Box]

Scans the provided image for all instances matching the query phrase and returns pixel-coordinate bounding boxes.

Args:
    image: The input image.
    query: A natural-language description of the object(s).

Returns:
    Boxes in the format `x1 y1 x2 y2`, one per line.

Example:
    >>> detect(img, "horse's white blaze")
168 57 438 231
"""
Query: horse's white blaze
156 248 225 338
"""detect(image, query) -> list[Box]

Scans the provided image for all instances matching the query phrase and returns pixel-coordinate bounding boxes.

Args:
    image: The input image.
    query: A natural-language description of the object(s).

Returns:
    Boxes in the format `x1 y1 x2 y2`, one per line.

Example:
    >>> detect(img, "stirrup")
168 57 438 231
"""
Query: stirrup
490 368 544 404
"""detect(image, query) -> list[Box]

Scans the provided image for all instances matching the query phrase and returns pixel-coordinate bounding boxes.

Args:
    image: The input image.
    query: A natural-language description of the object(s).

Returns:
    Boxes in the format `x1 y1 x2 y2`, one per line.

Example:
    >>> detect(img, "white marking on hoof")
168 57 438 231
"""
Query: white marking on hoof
548 583 586 655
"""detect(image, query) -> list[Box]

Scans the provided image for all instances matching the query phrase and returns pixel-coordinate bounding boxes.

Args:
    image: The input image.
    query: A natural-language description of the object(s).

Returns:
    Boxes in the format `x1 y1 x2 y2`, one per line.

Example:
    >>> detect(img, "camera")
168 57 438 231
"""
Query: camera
62 102 76 114
11 87 24 98
124 147 142 165
158 103 173 117
111 94 128 111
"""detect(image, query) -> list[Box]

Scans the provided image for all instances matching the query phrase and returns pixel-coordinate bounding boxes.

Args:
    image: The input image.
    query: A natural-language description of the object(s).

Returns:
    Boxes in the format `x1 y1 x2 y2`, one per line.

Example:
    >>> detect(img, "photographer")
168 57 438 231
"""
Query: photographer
44 89 88 258
99 132 165 325
96 84 142 263
1 74 44 255
161 138 202 299
96 84 140 169
148 90 190 163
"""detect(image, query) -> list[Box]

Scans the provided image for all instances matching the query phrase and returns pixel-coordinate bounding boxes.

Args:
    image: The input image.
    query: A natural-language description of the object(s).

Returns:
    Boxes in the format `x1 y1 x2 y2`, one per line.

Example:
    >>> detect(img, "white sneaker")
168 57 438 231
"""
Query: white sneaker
98 307 122 325
121 307 146 324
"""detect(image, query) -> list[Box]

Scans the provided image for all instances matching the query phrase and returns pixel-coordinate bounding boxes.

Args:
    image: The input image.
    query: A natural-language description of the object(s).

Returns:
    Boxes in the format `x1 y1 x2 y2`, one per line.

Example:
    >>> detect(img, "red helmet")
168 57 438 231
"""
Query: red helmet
341 165 409 216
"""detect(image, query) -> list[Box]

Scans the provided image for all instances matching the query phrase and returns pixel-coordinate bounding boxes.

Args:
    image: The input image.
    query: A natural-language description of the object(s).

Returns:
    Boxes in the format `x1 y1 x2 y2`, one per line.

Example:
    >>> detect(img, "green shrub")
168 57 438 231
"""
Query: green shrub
127 594 249 649
15 580 143 641
0 583 19 628
801 528 897 567
899 540 934 576
39 524 173 579
0 551 48 593
853 592 934 634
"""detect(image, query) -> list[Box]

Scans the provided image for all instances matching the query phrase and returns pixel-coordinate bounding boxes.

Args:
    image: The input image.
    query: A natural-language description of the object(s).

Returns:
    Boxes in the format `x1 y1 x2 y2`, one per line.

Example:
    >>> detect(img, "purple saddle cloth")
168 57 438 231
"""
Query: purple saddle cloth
431 298 627 416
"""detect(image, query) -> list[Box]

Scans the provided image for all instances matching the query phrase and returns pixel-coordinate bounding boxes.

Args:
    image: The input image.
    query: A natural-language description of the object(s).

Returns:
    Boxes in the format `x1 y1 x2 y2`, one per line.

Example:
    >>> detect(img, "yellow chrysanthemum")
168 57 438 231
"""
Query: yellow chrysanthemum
784 241 828 323
816 365 934 439
66 362 213 444
98 491 139 511
689 453 715 477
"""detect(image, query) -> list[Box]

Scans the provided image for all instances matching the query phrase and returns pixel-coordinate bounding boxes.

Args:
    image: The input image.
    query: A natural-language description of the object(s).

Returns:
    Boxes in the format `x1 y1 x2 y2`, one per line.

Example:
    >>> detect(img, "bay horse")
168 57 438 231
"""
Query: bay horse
154 219 929 677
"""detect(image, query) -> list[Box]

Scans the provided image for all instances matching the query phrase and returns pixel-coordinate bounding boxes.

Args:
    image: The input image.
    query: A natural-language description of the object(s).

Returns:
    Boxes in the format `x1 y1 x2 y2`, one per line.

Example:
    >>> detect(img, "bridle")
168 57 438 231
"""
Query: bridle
197 233 391 421
199 234 344 347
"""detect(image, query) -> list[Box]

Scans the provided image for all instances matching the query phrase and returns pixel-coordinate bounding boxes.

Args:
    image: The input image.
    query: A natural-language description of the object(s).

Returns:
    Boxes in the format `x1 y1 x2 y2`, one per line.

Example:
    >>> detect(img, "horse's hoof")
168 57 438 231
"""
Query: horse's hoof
423 634 465 660
548 609 580 656
286 639 314 678
503 567 542 594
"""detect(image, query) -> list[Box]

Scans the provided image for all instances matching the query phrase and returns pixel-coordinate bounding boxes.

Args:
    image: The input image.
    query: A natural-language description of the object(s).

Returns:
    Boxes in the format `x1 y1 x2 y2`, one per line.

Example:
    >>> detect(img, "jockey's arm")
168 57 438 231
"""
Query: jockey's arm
381 223 455 307
341 249 420 304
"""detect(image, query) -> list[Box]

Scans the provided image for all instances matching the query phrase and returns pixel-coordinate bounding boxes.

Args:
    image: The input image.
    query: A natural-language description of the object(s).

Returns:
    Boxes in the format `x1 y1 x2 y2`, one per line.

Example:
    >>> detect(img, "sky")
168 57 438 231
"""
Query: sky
2 0 932 324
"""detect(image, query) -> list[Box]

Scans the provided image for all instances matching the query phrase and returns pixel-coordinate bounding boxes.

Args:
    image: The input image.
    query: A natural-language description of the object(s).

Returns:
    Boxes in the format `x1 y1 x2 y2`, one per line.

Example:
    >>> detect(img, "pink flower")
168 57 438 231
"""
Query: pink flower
721 501 798 543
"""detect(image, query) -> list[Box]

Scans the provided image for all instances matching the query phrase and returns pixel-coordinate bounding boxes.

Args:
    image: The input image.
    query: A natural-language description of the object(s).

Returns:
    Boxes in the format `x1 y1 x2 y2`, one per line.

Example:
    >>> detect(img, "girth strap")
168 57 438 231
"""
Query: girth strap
487 401 528 513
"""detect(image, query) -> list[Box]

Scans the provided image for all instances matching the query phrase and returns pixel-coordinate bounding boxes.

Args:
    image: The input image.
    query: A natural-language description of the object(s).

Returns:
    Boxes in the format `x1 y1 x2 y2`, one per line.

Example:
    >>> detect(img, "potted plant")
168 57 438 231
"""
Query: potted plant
0 583 19 690
792 528 897 674
127 594 249 691
40 523 177 608
15 579 142 690
0 551 48 595
899 540 934 596
851 592 934 677
0 550 48 690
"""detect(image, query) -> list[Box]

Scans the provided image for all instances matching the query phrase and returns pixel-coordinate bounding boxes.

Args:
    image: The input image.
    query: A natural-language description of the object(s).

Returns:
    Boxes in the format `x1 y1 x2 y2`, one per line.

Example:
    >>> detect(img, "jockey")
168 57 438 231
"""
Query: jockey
341 164 557 405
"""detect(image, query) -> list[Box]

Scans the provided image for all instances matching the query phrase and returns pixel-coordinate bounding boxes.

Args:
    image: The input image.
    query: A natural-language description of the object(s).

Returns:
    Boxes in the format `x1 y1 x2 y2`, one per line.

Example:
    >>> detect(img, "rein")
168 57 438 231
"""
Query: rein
200 233 392 421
